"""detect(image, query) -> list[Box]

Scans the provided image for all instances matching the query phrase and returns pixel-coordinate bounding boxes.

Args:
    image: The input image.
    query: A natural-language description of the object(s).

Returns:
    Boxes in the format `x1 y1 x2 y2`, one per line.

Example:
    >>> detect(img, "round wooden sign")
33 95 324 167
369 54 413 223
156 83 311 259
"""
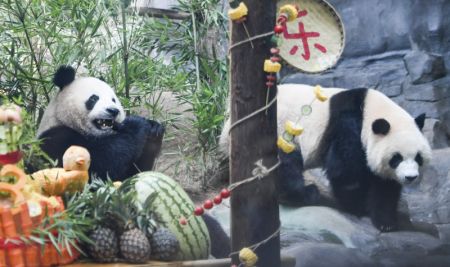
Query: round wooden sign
277 0 345 73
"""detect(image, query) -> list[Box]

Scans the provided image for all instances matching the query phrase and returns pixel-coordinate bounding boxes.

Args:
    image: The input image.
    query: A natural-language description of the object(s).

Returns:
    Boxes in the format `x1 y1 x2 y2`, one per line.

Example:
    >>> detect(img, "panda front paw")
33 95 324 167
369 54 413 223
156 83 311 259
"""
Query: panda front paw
118 115 146 131
146 119 165 138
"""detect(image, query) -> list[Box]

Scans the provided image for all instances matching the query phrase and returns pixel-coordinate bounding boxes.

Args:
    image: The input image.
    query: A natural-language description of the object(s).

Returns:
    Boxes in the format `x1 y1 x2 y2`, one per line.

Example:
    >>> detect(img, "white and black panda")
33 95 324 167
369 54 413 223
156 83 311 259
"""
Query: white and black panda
220 84 432 232
38 66 231 259
37 65 165 181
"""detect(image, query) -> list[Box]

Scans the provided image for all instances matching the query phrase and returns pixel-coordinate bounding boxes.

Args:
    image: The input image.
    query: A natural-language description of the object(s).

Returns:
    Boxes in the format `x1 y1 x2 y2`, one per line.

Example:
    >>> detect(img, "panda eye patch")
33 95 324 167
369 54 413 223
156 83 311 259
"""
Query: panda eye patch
415 153 423 166
389 153 403 169
85 94 99 110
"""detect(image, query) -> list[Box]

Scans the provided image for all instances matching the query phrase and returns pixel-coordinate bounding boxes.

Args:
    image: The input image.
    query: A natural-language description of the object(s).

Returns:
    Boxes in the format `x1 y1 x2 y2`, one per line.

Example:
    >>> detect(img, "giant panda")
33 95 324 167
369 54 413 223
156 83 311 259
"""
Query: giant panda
38 66 231 257
220 84 432 232
37 65 165 181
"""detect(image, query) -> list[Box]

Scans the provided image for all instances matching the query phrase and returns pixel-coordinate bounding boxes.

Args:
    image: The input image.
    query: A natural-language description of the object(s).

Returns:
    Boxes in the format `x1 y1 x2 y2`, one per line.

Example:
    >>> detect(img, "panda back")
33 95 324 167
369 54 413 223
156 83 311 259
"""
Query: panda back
278 84 343 168
37 98 59 137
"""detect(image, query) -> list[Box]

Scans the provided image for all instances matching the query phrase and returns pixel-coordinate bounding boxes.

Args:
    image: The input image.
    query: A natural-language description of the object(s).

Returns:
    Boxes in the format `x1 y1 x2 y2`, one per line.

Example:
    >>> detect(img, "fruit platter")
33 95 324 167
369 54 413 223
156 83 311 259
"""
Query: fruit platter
0 103 204 266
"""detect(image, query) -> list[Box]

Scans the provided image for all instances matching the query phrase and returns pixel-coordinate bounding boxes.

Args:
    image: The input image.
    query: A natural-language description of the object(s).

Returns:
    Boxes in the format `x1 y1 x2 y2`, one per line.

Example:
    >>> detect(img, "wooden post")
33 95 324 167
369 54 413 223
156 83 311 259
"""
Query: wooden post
229 1 280 267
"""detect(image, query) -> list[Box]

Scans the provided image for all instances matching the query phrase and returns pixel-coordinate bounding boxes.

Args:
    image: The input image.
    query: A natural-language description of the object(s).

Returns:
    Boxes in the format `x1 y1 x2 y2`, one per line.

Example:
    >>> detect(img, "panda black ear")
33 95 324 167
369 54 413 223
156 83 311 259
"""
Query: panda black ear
372 118 390 135
414 113 426 131
53 65 76 90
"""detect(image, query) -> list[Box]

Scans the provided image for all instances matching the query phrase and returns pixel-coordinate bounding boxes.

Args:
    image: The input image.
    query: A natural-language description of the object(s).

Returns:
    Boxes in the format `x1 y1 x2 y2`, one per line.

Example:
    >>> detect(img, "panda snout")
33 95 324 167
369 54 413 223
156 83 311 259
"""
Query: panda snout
106 108 120 117
405 175 418 182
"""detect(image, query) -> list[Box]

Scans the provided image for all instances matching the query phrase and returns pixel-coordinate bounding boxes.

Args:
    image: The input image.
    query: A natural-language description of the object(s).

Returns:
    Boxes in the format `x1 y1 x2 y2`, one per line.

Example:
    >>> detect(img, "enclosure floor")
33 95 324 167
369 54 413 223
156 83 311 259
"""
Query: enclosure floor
68 256 296 267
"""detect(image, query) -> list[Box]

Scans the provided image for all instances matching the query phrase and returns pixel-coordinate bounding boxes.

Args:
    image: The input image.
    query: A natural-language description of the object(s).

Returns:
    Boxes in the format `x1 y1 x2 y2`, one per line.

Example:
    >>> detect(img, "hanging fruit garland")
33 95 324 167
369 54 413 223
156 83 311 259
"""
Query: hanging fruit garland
178 188 231 226
239 247 258 267
262 4 299 111
228 1 248 22
277 85 328 153
228 1 254 48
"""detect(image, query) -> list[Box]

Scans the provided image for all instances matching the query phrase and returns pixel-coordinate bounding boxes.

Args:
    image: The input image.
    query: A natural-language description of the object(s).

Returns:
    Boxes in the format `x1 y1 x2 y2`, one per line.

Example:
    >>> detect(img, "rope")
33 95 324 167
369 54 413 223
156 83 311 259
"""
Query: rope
228 160 280 192
228 225 281 257
228 31 274 52
228 93 278 135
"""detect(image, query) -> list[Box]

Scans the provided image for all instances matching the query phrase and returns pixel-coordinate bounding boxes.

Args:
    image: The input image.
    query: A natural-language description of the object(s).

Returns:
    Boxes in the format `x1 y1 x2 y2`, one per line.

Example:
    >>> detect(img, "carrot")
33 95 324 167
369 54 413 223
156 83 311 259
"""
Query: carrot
59 245 80 265
38 202 51 267
40 243 52 267
44 204 59 266
19 204 31 236
58 247 68 265
50 245 59 266
0 207 24 267
0 223 7 267
20 203 39 267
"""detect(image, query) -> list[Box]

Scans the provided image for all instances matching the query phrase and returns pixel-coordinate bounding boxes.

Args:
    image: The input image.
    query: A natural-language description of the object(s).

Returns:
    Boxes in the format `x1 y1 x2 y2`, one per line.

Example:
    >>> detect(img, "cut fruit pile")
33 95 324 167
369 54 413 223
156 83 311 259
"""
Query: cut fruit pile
70 177 184 263
1 102 208 265
0 103 89 266
0 196 80 267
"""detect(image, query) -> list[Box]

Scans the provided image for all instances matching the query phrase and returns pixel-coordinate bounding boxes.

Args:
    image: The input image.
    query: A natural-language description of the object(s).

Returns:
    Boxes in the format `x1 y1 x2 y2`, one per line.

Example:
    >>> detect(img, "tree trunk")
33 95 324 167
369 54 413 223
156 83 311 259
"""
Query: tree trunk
229 1 280 266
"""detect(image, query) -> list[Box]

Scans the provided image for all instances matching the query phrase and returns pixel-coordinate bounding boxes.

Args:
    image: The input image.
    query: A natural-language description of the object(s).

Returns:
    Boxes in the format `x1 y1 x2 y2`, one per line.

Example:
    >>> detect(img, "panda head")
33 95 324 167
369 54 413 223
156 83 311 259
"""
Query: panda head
53 66 125 136
368 114 432 185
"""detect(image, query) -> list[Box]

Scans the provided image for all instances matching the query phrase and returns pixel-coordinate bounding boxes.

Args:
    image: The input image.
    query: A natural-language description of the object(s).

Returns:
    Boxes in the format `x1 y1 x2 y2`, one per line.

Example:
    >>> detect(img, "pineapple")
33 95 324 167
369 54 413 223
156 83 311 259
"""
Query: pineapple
105 179 156 263
150 227 180 261
120 228 151 263
67 178 158 263
87 227 119 262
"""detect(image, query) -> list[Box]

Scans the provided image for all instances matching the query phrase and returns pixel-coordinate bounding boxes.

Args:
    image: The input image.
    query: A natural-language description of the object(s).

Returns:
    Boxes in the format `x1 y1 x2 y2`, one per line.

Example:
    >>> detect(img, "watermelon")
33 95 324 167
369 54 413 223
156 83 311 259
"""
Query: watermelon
134 171 211 260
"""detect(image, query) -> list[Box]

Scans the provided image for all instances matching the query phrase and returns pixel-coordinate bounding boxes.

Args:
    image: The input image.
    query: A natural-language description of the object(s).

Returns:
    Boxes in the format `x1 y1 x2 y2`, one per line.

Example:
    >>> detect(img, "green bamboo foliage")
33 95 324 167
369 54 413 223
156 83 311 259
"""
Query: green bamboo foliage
0 0 229 187
0 0 106 123
141 0 228 150
0 0 181 125
135 0 229 188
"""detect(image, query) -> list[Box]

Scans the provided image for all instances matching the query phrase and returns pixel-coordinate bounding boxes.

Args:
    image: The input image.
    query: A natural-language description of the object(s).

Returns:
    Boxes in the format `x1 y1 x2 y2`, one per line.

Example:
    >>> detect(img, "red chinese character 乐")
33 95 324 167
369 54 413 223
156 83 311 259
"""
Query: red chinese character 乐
282 10 327 61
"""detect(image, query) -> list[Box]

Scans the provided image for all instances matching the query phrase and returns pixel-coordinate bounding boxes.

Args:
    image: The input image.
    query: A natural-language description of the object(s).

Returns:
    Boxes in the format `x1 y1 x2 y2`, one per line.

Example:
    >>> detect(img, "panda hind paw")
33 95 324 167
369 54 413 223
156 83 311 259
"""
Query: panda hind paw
379 224 397 232
372 217 398 232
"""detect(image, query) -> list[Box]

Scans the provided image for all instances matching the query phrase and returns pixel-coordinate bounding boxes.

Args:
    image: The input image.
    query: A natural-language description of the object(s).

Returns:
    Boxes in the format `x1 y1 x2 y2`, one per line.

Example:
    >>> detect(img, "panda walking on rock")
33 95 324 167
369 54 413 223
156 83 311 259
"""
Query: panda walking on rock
220 84 432 232
37 65 165 181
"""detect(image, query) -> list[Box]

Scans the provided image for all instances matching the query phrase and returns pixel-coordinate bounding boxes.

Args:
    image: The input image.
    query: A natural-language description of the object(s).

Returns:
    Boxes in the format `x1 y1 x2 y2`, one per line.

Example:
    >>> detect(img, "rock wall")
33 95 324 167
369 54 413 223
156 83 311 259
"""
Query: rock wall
281 0 450 148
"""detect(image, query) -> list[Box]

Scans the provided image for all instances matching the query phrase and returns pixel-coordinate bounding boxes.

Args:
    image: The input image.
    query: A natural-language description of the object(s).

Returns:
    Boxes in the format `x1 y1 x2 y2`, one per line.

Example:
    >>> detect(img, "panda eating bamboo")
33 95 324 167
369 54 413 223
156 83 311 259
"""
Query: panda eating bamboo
36 65 165 181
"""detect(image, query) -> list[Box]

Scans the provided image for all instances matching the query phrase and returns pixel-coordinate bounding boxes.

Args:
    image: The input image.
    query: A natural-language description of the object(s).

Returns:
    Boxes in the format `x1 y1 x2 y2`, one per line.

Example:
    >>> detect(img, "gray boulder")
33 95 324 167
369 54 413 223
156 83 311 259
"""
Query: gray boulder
373 231 443 257
403 51 446 84
283 242 376 267
403 76 450 101
280 206 378 250
402 148 450 241
423 118 450 149
280 207 448 267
